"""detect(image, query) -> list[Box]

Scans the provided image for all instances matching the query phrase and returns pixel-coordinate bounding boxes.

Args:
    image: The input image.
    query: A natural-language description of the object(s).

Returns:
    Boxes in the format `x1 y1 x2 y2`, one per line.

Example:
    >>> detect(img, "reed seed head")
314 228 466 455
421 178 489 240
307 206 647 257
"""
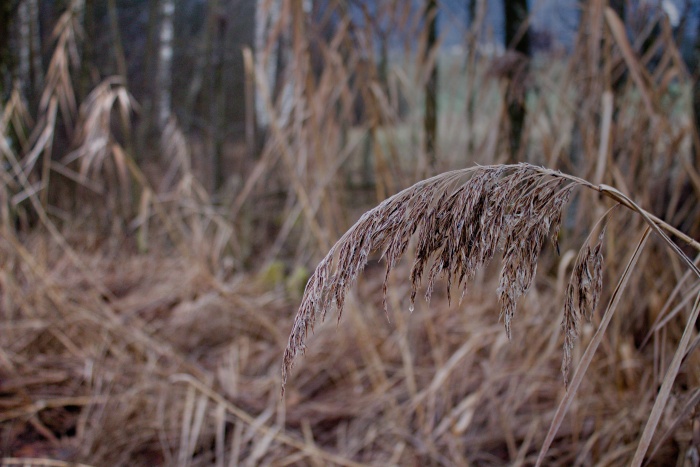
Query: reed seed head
282 163 587 393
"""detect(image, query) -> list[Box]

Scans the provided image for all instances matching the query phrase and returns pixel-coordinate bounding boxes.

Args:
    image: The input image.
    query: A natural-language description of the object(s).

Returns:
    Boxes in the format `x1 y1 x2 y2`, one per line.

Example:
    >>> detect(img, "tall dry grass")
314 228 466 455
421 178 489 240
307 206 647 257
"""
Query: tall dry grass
1 1 700 466
282 162 700 465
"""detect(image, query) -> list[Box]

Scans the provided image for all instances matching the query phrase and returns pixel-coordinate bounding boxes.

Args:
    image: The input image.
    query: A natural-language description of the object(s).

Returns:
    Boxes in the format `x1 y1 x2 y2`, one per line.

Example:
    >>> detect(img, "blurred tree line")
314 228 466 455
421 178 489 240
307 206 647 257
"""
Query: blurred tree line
1 0 700 192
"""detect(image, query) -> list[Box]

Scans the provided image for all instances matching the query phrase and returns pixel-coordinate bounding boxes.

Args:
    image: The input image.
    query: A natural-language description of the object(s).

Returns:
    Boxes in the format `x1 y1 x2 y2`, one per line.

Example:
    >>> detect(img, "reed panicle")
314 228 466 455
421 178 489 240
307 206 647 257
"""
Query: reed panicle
284 163 588 391
561 223 606 380
283 162 700 394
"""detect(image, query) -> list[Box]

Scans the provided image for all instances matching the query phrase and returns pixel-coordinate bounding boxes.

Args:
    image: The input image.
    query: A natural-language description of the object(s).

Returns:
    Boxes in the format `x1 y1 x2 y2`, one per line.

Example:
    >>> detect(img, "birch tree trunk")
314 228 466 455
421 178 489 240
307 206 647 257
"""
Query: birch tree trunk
255 0 296 132
254 0 278 131
156 0 174 129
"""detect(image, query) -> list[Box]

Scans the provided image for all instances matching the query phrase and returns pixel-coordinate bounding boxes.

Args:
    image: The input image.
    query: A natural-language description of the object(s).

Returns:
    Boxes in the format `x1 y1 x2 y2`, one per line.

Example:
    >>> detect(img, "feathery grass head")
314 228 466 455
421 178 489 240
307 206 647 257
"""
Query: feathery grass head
561 222 607 381
282 163 591 392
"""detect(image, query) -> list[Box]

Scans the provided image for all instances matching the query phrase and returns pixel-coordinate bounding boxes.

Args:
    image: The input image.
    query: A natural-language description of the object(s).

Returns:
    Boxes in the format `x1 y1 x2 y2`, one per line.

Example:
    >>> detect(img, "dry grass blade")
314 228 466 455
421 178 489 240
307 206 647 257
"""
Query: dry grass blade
604 7 658 118
170 374 365 467
641 253 700 347
40 0 82 132
631 290 700 466
643 388 700 466
1 86 33 149
0 460 95 467
20 99 56 174
63 77 135 193
597 184 700 275
159 116 192 191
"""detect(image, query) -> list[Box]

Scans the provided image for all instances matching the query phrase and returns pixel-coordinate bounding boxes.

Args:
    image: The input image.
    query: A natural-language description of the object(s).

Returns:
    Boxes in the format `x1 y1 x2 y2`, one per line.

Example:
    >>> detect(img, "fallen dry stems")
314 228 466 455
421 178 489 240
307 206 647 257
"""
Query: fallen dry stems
171 374 366 467
0 239 302 465
631 289 700 466
1 459 95 467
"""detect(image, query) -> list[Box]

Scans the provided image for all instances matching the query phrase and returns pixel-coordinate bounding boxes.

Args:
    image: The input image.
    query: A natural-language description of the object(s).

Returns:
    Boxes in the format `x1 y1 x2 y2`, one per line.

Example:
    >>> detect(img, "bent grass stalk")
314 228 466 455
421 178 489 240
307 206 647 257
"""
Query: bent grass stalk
282 162 700 461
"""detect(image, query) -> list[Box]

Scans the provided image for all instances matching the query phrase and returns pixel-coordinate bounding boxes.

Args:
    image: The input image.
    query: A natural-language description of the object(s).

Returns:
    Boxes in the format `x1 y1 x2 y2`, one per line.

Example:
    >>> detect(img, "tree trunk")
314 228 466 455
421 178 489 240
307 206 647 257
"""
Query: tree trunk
18 0 30 95
424 0 438 169
156 0 174 129
27 0 42 93
254 0 282 132
693 10 700 167
464 0 484 158
78 0 95 100
467 0 476 26
0 0 12 96
210 1 227 192
503 0 530 161
144 0 159 95
132 0 160 158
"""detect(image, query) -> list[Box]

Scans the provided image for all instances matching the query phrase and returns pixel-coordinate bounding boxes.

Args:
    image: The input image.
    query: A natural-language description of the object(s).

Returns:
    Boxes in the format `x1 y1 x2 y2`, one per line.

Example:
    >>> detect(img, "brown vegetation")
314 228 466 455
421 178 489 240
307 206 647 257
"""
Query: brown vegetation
2 1 700 466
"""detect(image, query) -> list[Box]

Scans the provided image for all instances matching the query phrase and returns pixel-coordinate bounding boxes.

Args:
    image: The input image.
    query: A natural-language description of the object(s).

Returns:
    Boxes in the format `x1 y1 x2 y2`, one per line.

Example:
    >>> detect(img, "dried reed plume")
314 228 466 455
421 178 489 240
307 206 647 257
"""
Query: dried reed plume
282 163 700 392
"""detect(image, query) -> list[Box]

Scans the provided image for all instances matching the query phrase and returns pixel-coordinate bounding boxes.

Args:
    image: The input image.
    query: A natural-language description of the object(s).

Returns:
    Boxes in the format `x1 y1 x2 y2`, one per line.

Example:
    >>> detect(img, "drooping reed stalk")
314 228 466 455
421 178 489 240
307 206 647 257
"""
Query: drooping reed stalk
282 163 700 393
